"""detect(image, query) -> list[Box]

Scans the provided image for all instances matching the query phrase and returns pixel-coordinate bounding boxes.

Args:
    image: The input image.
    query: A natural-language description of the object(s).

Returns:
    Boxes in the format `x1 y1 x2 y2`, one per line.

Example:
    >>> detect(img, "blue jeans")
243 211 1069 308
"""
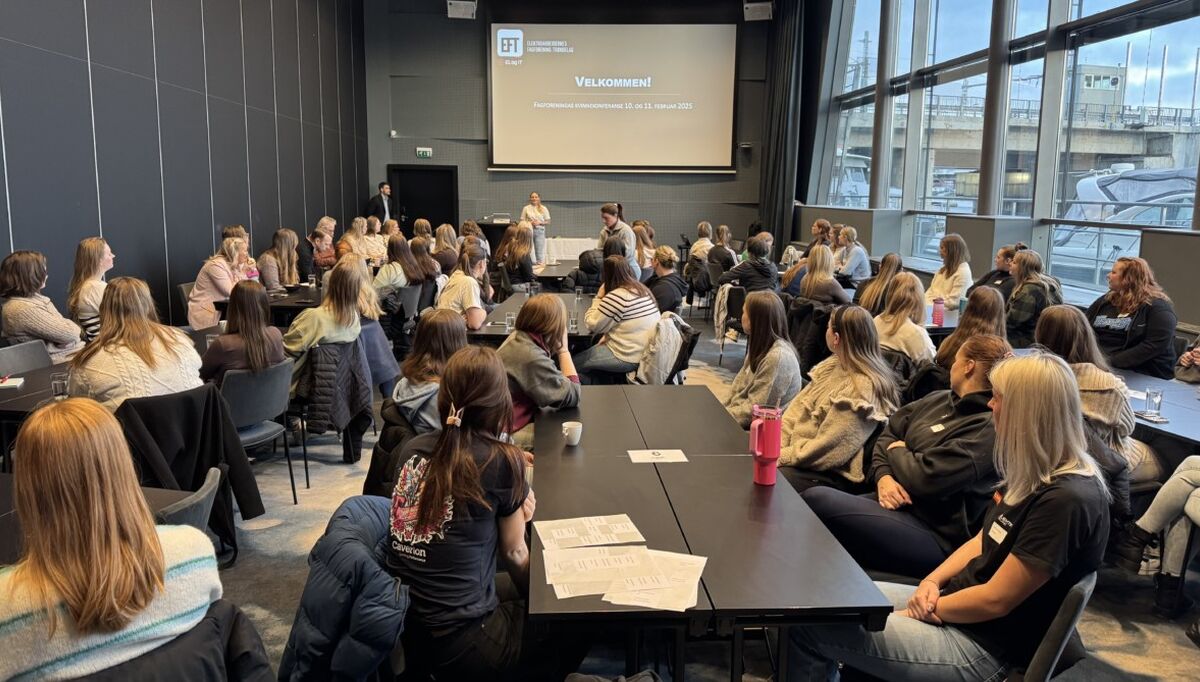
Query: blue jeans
573 343 638 378
788 582 1006 681
532 226 546 263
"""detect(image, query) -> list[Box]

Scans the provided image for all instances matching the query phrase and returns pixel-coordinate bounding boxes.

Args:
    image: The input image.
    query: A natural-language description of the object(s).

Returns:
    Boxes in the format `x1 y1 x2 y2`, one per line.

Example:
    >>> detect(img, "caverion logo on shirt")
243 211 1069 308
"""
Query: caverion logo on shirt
390 458 454 560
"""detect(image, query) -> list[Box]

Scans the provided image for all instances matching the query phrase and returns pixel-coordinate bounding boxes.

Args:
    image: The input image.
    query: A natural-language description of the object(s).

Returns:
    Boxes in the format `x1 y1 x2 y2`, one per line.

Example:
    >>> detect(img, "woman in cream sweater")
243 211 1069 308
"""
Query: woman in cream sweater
924 233 972 309
0 250 85 363
69 278 202 411
722 291 803 427
874 272 936 363
780 304 900 489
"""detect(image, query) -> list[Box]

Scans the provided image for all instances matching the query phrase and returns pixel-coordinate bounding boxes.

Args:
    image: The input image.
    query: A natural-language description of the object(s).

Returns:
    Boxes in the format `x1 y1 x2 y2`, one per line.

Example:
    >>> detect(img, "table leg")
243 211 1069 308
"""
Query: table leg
625 628 639 676
775 626 790 682
673 625 687 682
730 626 744 682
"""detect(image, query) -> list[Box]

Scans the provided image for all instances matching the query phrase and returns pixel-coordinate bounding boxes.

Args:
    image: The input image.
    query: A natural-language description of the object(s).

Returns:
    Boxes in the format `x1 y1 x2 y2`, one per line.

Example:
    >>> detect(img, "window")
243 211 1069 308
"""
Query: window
911 213 947 260
1054 17 1200 230
827 103 875 208
917 74 988 215
890 94 909 209
894 0 916 76
1047 223 1141 292
1015 0 1049 38
927 0 992 64
1002 58 1043 216
1073 1 1138 20
842 0 881 93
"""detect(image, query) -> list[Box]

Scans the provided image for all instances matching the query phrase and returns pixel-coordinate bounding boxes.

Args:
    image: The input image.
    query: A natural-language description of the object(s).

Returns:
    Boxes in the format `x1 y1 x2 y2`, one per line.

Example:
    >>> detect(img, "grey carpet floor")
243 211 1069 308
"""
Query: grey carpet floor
219 320 1199 680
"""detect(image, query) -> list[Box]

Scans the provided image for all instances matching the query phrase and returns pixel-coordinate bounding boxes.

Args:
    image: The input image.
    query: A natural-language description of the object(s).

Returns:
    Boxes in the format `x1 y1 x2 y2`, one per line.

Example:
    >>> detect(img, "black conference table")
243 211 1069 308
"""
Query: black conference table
535 260 577 289
530 385 891 681
923 303 959 338
216 285 321 327
470 292 595 345
0 473 191 564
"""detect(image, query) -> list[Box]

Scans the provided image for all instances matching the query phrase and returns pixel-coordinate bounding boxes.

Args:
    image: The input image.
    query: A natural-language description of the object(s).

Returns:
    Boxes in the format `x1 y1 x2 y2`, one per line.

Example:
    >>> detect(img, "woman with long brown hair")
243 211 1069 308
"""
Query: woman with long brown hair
497 294 581 433
70 277 202 410
458 219 491 258
258 227 300 291
0 398 222 680
722 291 803 427
200 280 286 385
935 286 1007 369
924 233 972 309
0 250 85 362
386 346 583 680
67 236 116 342
393 309 468 434
408 236 444 282
632 220 656 270
874 272 935 363
1085 256 1178 378
779 304 899 489
495 221 536 291
854 252 902 315
575 255 661 379
1005 250 1062 348
374 233 426 299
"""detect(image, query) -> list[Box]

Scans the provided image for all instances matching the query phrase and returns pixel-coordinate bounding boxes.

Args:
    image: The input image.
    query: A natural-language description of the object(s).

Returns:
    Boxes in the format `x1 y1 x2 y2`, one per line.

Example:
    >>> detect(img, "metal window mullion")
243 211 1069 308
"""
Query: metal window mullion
1030 0 1072 234
977 0 1017 215
870 0 899 208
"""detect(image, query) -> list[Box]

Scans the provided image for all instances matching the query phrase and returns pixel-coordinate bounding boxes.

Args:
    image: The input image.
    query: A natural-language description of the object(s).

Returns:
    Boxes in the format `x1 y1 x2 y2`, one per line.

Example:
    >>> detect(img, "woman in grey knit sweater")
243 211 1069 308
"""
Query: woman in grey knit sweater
0 250 84 363
722 292 803 427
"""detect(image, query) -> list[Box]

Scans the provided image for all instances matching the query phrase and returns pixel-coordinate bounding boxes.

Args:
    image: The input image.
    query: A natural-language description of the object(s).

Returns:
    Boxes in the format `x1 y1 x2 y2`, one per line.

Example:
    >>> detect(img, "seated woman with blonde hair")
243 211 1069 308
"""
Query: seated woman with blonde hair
67 236 116 342
69 278 202 410
188 237 248 329
0 398 223 680
873 272 936 364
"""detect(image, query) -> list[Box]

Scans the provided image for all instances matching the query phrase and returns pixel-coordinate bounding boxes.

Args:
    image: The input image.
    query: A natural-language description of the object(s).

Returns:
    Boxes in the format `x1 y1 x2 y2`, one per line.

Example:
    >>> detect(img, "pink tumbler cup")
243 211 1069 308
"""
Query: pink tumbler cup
932 297 945 326
749 405 782 486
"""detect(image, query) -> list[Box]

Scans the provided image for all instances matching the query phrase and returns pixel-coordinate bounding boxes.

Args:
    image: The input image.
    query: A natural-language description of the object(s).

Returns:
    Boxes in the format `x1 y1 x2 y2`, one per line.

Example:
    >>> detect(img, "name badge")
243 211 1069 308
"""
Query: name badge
988 522 1008 544
930 423 945 433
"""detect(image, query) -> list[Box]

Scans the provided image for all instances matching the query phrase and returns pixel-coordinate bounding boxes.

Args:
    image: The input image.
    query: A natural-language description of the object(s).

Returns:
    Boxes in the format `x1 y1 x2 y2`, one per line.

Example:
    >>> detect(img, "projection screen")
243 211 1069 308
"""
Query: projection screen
489 23 738 171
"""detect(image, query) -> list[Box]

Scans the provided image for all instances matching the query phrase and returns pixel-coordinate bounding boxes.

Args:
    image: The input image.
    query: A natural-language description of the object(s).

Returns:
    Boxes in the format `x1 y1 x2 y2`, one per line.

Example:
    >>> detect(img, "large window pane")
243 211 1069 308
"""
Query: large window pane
1015 0 1049 38
1054 17 1200 229
911 213 947 259
894 0 916 76
843 0 881 93
917 74 988 215
828 103 876 208
1048 223 1141 293
1072 1 1138 21
1003 59 1044 216
927 0 991 65
890 94 909 209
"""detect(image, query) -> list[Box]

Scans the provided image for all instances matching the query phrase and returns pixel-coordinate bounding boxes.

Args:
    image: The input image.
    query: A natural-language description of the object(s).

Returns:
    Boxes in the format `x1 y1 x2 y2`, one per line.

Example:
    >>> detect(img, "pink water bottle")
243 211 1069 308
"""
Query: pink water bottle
932 297 945 326
749 405 782 486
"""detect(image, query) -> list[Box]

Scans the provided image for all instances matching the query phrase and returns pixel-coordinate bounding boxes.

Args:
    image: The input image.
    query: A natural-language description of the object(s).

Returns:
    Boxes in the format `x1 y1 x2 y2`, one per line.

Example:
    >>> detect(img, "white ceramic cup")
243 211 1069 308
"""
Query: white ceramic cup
561 421 583 446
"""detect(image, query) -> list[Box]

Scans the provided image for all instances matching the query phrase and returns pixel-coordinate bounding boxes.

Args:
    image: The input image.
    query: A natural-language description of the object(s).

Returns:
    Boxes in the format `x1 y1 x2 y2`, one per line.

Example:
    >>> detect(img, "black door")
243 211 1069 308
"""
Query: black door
386 164 459 238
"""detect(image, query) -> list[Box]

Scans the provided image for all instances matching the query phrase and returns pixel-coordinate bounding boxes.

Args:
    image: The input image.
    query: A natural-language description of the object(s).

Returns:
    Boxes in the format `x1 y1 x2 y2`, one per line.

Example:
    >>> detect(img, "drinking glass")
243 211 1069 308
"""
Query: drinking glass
51 372 69 400
307 274 318 288
505 312 516 331
1145 388 1163 416
575 287 584 303
569 313 579 334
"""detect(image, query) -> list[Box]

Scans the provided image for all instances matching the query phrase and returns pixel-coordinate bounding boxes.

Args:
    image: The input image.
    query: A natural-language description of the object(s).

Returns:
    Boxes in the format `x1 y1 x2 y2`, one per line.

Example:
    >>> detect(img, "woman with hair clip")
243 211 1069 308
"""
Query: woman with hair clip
0 251 84 363
804 334 1011 578
432 224 461 276
779 305 899 489
188 237 248 329
1004 250 1062 348
787 353 1111 680
1085 256 1178 379
0 398 225 680
437 244 491 330
495 221 537 292
721 291 803 428
854 252 903 315
374 233 427 301
200 280 286 385
70 277 203 411
632 220 656 270
497 294 581 435
924 233 973 309
967 242 1027 301
597 202 639 279
66 237 116 342
874 272 936 363
392 309 468 434
336 217 369 260
833 226 871 287
386 346 586 680
575 255 661 379
793 244 850 303
258 228 300 292
521 191 550 264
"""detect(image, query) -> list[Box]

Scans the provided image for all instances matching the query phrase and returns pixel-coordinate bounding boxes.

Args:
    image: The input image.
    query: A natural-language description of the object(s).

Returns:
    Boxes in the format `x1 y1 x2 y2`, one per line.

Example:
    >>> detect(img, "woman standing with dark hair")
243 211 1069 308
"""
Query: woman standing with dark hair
1085 256 1178 379
386 346 585 680
200 280 286 385
575 256 660 379
0 250 84 362
722 291 803 427
597 203 639 279
497 294 581 433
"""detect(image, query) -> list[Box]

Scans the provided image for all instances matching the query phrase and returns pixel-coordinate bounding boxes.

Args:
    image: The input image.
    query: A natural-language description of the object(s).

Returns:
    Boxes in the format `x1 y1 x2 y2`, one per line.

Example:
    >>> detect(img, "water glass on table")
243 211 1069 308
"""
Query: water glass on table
568 312 579 334
1145 388 1163 416
307 274 318 288
51 372 70 400
504 312 516 332
575 287 584 304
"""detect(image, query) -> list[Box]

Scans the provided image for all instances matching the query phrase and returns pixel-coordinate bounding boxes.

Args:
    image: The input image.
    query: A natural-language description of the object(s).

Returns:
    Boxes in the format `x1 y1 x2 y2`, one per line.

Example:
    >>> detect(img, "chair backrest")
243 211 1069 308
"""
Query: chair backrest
394 284 423 323
730 238 745 253
154 467 221 531
416 279 438 313
0 339 52 375
880 348 917 390
705 262 725 288
177 282 195 311
1021 571 1098 682
220 359 294 429
1173 335 1188 360
666 324 702 385
725 286 747 323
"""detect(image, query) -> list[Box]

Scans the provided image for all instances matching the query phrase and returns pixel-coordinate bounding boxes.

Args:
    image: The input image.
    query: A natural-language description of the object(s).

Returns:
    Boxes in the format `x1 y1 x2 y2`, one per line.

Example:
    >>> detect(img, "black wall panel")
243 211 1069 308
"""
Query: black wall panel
242 0 276 113
341 133 357 222
319 0 339 132
298 0 322 125
91 66 169 316
153 0 206 92
208 97 251 235
323 127 342 227
302 122 327 225
88 0 155 78
0 0 87 59
203 0 245 105
276 116 306 231
247 108 281 250
273 0 301 120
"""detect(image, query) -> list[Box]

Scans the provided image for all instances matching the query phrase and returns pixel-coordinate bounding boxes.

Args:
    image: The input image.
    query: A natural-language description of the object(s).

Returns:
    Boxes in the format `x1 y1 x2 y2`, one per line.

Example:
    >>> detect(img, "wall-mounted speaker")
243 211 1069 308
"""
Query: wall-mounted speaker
447 1 476 20
743 2 773 21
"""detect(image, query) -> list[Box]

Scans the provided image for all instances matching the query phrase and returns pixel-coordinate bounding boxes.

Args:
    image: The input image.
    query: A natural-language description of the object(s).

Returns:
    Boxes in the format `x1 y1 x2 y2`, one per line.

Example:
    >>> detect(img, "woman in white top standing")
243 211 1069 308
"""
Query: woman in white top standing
924 233 972 309
874 272 936 363
575 256 660 380
521 191 551 265
67 237 115 342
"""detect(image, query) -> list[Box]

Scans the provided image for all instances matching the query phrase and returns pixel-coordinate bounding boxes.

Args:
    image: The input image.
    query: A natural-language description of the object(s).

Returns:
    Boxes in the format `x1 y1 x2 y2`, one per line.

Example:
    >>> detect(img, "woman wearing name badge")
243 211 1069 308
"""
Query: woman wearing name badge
787 353 1111 680
967 242 1027 301
521 191 551 265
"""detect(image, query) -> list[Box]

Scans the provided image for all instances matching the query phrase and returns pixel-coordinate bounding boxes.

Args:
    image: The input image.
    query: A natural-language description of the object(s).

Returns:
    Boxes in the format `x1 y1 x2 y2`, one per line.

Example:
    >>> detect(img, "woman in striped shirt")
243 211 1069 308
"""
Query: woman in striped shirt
574 255 661 380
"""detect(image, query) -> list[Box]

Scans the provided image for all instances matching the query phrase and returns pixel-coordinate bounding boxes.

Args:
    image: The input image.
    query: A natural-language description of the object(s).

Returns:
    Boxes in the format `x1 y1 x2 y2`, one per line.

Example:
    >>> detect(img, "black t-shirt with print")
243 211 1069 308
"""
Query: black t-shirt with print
1088 300 1133 355
943 474 1109 667
384 432 527 635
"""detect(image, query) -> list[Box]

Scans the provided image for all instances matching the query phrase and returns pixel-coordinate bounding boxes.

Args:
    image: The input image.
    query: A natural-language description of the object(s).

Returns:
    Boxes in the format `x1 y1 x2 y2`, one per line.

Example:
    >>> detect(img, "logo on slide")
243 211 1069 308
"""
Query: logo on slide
497 29 523 58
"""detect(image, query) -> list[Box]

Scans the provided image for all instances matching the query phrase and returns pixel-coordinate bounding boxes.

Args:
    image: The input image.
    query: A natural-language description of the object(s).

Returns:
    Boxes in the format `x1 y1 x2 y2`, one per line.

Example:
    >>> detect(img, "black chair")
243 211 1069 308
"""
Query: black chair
177 282 195 316
221 359 300 504
416 279 438 314
1014 572 1098 682
666 324 702 385
386 284 424 359
718 286 747 366
880 348 917 392
0 339 52 376
155 467 221 531
704 262 726 320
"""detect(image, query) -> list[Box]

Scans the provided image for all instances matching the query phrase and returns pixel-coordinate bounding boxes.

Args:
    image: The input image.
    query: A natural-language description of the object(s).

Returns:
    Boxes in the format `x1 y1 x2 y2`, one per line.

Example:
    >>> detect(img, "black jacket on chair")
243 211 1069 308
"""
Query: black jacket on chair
787 297 834 380
115 384 265 555
294 340 373 435
72 600 273 681
297 237 317 281
363 398 418 498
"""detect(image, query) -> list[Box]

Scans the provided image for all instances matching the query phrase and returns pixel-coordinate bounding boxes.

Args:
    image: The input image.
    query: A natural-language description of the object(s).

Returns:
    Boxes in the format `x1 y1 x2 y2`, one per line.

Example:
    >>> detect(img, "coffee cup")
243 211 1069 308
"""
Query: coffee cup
561 421 583 446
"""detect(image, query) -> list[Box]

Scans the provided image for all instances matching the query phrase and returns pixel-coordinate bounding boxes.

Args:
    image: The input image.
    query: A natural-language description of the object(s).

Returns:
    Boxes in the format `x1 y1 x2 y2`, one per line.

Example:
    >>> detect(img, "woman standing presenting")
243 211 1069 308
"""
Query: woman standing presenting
521 191 551 265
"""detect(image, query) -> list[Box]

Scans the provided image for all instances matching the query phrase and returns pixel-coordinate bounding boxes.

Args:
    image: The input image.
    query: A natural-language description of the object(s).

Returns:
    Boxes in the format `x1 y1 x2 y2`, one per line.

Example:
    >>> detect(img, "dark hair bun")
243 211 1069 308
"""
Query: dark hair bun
1014 242 1028 251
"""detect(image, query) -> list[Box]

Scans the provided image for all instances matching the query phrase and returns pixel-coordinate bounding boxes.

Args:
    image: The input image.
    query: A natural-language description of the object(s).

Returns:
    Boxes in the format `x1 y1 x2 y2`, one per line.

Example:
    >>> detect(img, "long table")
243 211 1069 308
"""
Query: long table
470 292 595 345
217 286 320 326
1112 367 1200 446
530 385 891 681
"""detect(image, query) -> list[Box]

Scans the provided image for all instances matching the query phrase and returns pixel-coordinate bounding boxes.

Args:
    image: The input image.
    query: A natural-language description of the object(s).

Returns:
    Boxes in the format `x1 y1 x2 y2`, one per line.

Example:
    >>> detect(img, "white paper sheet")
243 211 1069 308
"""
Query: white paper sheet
1128 389 1147 401
602 550 707 612
534 514 646 550
627 449 689 463
543 545 667 589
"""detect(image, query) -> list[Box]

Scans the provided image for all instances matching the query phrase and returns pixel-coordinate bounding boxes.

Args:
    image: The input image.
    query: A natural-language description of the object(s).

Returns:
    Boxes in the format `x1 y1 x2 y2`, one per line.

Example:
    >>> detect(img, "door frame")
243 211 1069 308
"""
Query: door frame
386 164 459 228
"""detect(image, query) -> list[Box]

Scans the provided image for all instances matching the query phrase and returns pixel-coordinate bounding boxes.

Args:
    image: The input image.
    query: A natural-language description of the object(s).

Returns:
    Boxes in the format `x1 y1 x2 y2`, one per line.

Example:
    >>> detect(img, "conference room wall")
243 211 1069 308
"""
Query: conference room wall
0 0 367 325
363 0 768 254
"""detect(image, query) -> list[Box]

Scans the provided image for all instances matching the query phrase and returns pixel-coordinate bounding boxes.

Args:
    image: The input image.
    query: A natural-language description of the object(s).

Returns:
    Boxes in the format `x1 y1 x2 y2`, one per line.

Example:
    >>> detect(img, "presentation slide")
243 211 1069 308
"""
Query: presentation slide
489 24 737 170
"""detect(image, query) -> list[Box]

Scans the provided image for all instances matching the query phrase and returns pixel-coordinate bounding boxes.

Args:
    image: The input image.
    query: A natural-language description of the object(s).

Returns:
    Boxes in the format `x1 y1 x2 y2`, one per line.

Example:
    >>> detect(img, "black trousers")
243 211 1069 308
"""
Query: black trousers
801 485 950 579
341 410 372 464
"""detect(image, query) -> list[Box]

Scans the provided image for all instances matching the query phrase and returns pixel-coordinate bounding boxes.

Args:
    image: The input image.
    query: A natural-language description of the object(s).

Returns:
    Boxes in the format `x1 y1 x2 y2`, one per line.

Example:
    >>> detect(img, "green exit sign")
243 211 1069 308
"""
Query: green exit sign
416 147 433 159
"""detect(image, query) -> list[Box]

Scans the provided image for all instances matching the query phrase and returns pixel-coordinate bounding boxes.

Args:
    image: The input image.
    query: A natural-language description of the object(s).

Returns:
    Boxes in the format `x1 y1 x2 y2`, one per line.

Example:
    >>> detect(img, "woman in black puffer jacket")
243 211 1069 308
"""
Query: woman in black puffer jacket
563 248 603 294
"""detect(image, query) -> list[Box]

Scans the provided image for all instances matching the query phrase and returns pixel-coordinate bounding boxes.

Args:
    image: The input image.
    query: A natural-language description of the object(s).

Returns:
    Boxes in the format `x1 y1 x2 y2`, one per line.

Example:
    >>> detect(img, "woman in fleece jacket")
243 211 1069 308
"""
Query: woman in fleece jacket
722 291 803 427
779 304 899 490
803 334 1010 578
497 294 581 435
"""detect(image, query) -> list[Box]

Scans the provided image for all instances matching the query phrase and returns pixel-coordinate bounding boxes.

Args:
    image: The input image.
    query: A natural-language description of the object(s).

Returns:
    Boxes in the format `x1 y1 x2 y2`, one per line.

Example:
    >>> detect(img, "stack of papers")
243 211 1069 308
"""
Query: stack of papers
534 515 706 612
